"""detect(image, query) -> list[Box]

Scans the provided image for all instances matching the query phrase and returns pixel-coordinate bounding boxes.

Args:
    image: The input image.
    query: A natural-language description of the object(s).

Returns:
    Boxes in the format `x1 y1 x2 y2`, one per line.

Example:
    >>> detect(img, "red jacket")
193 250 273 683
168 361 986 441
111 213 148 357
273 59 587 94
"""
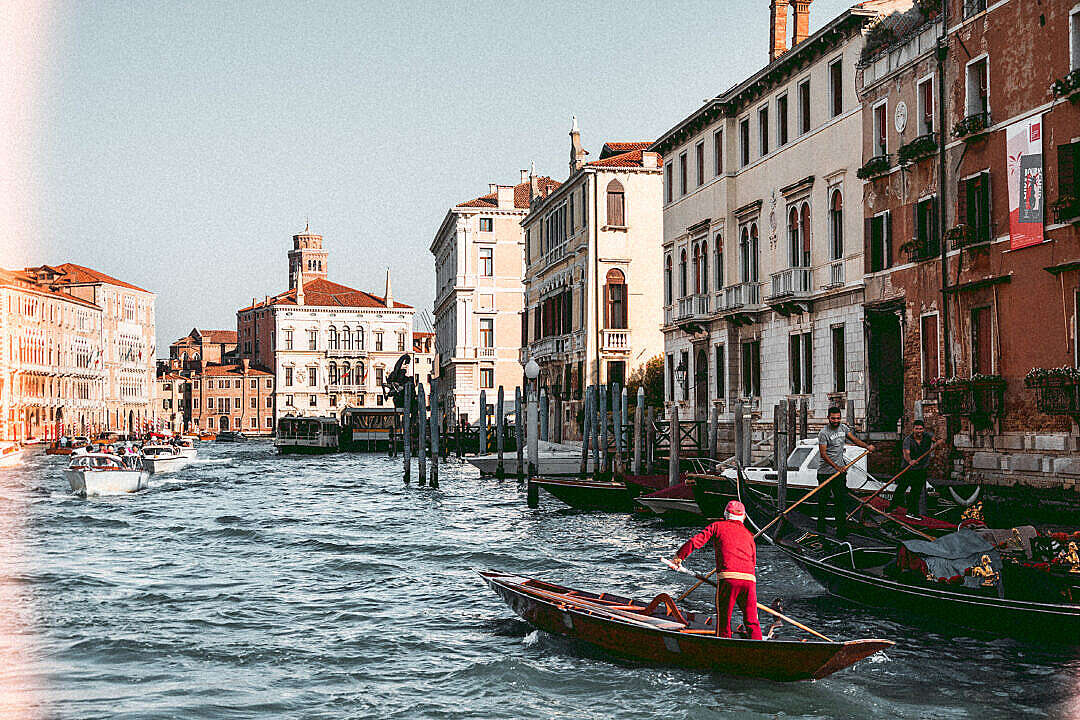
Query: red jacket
676 519 757 582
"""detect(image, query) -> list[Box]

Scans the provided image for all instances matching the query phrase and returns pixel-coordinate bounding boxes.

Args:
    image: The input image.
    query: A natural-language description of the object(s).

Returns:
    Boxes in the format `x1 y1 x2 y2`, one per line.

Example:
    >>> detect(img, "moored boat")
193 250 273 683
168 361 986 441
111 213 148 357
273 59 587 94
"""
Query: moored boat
468 440 596 476
529 473 668 512
63 452 149 496
636 482 703 521
275 416 339 454
0 442 27 467
480 570 893 680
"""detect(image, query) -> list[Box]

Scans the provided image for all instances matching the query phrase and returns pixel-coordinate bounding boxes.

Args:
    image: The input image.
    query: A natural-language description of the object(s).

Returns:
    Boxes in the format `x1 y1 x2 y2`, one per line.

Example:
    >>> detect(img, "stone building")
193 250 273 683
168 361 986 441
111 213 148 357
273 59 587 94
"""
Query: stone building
170 328 237 368
154 363 188 434
856 0 1080 513
411 331 437 388
236 227 415 424
521 120 664 438
652 1 905 439
36 263 157 434
430 173 559 424
188 360 275 435
0 268 105 441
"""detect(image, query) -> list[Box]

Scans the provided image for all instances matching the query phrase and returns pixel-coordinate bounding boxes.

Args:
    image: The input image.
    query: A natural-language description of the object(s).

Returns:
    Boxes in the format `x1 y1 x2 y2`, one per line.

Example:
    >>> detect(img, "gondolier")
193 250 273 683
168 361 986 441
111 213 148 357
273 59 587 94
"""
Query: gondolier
672 500 761 640
817 406 874 538
888 420 939 517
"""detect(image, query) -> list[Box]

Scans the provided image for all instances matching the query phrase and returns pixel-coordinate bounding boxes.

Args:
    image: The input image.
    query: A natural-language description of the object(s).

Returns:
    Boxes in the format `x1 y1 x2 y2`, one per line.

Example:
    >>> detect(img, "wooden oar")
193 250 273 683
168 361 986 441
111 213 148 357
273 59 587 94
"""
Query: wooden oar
515 583 685 631
662 558 833 642
854 498 935 541
844 443 937 522
677 449 870 601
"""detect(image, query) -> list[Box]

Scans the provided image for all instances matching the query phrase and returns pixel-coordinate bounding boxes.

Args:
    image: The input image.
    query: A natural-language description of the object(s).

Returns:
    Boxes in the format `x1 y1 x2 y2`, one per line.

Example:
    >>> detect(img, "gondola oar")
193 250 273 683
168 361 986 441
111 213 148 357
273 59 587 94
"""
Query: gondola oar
677 449 870 602
843 443 938 522
661 558 833 642
851 496 936 540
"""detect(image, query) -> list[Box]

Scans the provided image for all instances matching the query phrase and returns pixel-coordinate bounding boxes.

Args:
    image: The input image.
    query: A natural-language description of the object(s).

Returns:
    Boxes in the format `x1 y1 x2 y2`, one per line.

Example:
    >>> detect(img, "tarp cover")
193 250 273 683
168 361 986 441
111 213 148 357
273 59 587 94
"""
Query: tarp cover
902 529 1000 588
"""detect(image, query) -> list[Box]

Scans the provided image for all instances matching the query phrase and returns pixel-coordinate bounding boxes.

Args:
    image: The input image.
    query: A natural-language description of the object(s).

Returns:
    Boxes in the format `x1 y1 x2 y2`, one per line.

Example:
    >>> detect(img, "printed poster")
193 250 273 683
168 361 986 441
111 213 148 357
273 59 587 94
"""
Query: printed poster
1006 115 1044 249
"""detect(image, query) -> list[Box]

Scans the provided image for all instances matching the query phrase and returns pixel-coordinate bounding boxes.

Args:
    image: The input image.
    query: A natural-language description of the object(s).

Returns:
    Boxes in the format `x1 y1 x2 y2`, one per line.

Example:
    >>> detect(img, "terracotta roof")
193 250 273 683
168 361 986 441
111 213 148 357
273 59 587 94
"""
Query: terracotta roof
47 263 151 293
240 277 412 311
457 177 561 209
0 268 102 310
585 149 662 168
200 363 273 377
198 329 237 344
412 331 434 339
600 141 653 158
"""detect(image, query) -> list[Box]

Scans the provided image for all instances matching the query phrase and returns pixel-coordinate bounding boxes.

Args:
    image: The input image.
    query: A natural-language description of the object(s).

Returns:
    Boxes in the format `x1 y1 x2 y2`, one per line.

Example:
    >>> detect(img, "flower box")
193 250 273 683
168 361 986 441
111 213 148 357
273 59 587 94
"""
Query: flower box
898 132 938 165
1052 195 1080 225
939 384 970 416
952 112 991 142
945 223 990 249
900 238 938 262
1051 70 1080 102
856 154 893 180
1025 367 1080 415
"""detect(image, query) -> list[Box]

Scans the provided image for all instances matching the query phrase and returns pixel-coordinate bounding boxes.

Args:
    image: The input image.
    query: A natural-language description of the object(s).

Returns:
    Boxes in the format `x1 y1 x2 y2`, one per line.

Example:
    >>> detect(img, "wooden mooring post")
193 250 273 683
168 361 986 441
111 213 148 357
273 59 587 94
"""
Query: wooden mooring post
668 405 680 488
479 389 488 455
777 399 788 511
515 387 524 482
417 383 427 486
539 389 549 443
612 382 624 476
590 385 601 474
734 402 744 470
430 377 440 488
526 386 540 508
579 385 592 479
646 406 655 474
402 383 412 484
496 386 505 480
633 387 644 476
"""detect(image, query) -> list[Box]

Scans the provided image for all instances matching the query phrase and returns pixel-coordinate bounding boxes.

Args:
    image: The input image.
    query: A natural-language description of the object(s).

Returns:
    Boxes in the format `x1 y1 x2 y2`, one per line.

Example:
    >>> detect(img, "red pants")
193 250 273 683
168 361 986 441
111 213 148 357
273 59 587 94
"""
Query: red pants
716 578 762 639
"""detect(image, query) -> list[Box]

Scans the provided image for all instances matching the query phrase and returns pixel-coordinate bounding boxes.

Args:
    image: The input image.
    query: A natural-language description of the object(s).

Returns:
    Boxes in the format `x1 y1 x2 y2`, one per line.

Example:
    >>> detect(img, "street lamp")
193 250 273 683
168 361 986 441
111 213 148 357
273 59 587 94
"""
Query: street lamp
675 359 688 402
524 359 540 382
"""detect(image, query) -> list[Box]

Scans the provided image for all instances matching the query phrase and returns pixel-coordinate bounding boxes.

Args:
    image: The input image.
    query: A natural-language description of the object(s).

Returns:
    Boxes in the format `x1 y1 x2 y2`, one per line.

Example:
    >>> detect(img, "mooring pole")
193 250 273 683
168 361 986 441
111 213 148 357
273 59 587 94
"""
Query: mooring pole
590 384 601 474
515 387 524 482
417 383 427 486
479 389 488 456
402 383 412 484
633 387 644 476
709 403 719 461
646 406 656 474
539 389 549 443
496 386 505 480
430 377 440 489
527 385 539 477
668 405 680 488
777 399 788 512
800 399 809 444
598 384 609 475
579 385 592 478
734 401 745 470
612 382 624 477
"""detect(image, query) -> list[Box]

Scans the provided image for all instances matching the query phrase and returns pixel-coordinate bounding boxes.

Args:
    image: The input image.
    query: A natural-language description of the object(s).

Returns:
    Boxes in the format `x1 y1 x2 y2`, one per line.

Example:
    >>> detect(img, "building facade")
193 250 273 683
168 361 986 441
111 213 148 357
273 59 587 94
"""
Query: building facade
431 173 559 424
411 331 437 388
236 228 416 424
856 0 1080 502
653 2 902 437
521 122 664 438
170 328 237 368
0 268 105 441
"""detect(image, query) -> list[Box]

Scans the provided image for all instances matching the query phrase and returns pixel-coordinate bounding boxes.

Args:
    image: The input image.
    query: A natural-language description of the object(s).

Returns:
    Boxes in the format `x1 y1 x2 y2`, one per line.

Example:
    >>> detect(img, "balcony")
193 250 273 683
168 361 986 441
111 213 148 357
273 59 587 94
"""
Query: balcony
474 346 496 359
953 110 991 143
675 293 711 326
717 282 763 326
825 261 845 288
766 267 812 316
326 347 367 358
601 330 629 352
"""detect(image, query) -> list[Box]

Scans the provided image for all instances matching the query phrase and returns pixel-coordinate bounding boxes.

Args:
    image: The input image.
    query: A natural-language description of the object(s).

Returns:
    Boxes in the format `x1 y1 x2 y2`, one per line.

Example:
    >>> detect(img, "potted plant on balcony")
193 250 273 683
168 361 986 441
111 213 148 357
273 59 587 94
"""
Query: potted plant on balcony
944 223 985 249
898 133 938 165
1051 194 1080 224
856 154 892 180
1050 69 1080 103
937 376 970 416
952 112 991 142
1025 366 1080 415
967 373 1006 428
899 237 935 262
923 375 948 402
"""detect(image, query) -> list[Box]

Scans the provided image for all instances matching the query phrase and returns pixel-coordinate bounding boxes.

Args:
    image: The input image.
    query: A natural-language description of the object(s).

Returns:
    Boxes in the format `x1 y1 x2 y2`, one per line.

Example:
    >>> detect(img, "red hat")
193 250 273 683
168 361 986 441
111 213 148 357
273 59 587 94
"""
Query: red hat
724 500 746 522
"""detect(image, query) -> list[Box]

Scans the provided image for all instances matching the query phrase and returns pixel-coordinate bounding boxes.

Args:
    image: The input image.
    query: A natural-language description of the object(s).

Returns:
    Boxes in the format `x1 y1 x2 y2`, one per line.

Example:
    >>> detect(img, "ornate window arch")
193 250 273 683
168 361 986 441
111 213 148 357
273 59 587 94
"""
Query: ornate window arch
664 254 673 305
799 202 811 267
714 233 723 289
679 248 687 297
341 361 351 385
356 326 365 350
700 240 709 294
342 326 352 350
329 361 339 385
788 206 801 268
605 268 627 329
606 179 625 226
328 326 339 350
829 189 844 260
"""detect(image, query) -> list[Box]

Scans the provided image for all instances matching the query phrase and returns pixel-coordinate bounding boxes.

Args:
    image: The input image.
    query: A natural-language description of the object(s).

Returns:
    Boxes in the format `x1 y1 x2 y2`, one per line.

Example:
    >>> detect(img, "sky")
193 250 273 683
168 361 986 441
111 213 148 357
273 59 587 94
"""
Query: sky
3 0 857 355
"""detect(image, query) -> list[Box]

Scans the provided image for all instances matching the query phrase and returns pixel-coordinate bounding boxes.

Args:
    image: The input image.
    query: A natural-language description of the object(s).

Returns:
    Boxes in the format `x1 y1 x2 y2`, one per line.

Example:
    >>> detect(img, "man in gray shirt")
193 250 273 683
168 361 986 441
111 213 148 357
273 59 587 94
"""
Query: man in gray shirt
816 405 874 538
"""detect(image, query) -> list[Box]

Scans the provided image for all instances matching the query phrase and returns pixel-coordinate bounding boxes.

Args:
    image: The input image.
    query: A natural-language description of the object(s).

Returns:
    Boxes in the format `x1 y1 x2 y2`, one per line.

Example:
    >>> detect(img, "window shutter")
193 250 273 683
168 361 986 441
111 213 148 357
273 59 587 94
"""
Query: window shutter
865 217 874 270
1058 143 1076 198
885 211 893 268
911 201 919 245
931 195 940 252
957 177 969 230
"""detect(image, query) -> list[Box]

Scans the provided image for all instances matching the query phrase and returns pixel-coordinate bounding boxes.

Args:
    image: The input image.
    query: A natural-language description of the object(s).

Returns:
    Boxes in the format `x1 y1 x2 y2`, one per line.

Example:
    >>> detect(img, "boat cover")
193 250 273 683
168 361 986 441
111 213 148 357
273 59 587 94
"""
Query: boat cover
899 529 1000 587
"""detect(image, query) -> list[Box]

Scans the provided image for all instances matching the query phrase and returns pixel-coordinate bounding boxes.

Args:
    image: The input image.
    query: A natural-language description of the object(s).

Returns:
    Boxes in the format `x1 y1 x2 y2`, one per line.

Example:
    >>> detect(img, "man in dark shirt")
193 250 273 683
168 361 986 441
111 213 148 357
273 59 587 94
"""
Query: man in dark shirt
889 419 939 517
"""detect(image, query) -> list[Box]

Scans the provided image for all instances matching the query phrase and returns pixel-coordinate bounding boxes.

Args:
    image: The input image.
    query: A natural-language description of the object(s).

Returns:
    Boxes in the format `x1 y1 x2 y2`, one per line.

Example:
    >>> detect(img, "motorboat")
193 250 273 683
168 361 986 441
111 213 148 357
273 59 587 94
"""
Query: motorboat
468 440 596 476
140 444 189 474
480 570 893 680
63 452 149 496
0 442 27 468
275 416 339 454
175 437 198 459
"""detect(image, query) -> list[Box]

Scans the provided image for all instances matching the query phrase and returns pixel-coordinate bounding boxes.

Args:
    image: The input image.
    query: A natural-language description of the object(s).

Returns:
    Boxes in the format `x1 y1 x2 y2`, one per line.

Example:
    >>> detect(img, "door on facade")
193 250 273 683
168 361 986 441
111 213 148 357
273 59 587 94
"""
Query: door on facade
695 346 709 422
219 415 229 430
867 310 904 432
127 410 134 435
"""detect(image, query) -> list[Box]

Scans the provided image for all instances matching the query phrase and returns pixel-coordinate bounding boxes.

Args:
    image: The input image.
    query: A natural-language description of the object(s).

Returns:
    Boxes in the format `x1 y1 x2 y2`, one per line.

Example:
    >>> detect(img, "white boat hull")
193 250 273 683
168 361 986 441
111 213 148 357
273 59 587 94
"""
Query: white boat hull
64 468 149 496
0 448 27 467
142 455 190 474
178 448 197 459
468 453 596 476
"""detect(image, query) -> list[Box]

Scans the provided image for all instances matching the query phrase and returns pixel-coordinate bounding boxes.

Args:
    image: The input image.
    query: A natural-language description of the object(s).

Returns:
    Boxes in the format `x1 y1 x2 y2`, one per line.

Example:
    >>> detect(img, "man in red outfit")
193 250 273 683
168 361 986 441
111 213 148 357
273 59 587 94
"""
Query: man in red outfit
671 500 762 639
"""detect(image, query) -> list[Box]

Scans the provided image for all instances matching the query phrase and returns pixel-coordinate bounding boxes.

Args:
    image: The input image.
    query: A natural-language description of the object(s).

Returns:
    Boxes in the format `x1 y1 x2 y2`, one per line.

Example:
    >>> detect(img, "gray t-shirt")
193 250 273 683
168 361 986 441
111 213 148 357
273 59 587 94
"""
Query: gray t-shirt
903 432 934 469
817 423 852 474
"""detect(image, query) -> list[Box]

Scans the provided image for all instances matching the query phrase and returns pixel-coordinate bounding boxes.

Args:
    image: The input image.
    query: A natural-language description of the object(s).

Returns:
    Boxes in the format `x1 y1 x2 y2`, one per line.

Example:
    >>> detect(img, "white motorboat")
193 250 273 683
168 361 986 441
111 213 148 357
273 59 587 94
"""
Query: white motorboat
140 444 189 474
0 442 27 468
467 440 597 476
175 437 198 459
63 452 149 496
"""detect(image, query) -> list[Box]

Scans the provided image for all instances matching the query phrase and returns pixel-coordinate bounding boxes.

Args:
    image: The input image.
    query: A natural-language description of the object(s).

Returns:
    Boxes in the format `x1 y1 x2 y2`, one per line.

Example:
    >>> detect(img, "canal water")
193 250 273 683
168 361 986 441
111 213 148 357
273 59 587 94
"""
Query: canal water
1 443 1077 719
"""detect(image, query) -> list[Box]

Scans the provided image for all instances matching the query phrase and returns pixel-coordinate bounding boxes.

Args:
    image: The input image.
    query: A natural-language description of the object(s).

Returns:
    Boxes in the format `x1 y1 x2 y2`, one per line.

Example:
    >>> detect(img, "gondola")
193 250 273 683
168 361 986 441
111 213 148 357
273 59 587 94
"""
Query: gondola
480 570 893 681
528 474 669 512
635 482 704 522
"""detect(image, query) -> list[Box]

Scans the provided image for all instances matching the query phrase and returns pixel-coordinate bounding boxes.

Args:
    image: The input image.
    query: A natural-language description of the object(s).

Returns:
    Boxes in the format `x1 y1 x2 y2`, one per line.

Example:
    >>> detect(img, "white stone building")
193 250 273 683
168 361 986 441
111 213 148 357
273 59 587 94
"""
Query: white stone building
652 1 908 431
236 228 415 424
522 120 664 438
430 173 560 424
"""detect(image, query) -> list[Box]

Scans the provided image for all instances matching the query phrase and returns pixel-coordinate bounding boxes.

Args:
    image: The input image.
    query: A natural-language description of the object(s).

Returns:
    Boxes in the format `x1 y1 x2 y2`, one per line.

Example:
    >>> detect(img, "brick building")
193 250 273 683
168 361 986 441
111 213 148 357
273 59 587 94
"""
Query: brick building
170 328 237 368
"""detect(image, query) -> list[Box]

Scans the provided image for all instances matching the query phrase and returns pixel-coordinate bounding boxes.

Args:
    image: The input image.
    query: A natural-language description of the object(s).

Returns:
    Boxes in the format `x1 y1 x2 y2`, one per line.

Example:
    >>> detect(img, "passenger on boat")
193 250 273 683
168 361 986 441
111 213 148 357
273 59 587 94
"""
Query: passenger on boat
889 420 939 517
672 500 762 640
817 406 875 538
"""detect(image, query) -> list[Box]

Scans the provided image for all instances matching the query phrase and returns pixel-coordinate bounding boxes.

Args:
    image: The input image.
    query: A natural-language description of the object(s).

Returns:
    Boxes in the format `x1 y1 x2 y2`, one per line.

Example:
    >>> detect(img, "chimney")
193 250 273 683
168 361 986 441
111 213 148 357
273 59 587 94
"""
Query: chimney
295 262 305 306
520 169 528 184
769 0 788 62
642 152 659 169
241 358 250 374
496 185 514 208
529 161 539 205
790 0 812 48
384 267 393 308
569 116 586 172
488 183 498 194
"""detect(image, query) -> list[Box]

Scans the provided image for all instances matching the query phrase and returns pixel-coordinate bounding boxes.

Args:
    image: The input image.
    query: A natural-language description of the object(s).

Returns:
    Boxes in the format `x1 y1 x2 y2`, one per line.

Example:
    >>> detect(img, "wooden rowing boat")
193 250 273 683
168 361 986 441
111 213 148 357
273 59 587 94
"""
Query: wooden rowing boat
480 570 893 681
528 474 669 512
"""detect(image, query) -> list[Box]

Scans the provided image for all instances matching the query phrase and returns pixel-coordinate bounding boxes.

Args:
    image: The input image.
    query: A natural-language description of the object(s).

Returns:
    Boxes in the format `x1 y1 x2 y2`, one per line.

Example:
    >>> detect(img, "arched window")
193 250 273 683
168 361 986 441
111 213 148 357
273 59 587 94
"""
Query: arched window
788 207 800 268
329 362 339 385
691 243 701 294
739 227 751 282
342 362 351 386
605 268 627 329
700 240 709 294
714 233 723 289
799 203 811 267
356 362 366 385
328 326 339 350
356 326 364 350
342 327 351 350
193 352 200 361
829 190 844 260
749 224 760 282
606 179 625 226
181 351 188 361
679 249 687 297
664 254 673 305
